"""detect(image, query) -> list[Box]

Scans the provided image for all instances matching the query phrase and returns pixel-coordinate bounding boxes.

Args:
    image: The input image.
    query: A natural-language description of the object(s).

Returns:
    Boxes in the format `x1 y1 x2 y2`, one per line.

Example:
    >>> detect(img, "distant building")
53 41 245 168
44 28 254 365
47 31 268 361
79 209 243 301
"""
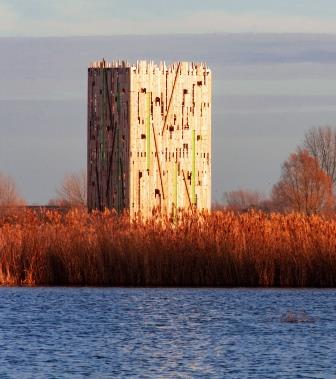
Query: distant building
87 60 211 216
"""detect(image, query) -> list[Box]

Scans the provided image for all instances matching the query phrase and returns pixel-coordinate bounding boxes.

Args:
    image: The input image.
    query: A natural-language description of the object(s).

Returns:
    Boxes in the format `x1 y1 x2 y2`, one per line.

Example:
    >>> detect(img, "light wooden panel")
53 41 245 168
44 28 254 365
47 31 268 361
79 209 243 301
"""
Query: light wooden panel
88 60 212 217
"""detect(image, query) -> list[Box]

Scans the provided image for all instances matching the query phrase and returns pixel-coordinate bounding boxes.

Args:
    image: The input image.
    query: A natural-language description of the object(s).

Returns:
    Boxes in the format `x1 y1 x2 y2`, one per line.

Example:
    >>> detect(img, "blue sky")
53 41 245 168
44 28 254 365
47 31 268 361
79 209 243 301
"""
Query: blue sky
1 0 336 36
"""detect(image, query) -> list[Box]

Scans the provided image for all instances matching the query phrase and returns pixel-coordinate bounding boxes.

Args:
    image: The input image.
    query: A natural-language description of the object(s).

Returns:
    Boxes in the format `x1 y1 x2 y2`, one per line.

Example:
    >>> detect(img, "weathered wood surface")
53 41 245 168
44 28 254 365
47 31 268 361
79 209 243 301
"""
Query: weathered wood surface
88 60 211 216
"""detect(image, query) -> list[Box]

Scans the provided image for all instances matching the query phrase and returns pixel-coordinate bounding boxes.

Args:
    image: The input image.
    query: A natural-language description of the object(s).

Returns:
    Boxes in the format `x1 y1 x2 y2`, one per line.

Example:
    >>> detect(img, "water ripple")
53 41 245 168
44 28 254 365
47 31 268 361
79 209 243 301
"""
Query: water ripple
0 288 335 378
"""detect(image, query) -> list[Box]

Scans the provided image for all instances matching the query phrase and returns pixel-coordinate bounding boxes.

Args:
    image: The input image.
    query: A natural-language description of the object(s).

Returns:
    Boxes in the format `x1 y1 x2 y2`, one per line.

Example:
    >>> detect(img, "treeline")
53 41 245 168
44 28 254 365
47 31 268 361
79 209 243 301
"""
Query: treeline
223 126 336 215
0 208 336 287
0 169 86 209
0 172 25 207
2 126 336 215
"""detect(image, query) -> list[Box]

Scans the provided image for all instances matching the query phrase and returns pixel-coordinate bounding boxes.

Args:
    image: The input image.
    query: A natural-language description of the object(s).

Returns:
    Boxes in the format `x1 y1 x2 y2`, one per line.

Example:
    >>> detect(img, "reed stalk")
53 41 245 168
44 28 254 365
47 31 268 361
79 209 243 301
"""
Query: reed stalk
0 208 335 287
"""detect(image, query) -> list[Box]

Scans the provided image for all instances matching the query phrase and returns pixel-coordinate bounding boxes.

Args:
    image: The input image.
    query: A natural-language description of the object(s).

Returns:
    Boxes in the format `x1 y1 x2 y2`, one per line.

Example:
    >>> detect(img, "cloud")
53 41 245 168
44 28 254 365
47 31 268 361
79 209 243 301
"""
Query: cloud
157 11 336 34
1 5 336 36
203 11 336 34
0 3 20 34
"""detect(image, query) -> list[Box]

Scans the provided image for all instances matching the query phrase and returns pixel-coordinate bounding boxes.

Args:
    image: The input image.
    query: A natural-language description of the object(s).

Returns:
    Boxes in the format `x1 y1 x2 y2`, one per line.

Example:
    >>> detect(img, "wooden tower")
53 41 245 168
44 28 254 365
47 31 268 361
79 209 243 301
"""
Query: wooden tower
87 60 211 216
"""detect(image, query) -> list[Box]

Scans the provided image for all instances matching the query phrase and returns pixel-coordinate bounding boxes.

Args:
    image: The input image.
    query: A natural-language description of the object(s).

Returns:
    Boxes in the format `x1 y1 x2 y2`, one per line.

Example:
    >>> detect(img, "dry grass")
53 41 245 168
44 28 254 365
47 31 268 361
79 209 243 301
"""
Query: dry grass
0 208 336 287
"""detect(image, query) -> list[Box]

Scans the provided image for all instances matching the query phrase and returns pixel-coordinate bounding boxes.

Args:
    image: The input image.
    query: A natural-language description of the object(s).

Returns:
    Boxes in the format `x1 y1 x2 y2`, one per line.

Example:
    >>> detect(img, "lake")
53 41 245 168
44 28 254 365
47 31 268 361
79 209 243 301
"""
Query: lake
0 288 335 378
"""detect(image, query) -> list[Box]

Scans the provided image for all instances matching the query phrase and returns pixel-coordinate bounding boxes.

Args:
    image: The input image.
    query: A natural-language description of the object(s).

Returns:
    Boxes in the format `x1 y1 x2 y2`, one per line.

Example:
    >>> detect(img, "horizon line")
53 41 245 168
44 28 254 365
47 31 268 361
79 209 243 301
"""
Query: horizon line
2 31 336 39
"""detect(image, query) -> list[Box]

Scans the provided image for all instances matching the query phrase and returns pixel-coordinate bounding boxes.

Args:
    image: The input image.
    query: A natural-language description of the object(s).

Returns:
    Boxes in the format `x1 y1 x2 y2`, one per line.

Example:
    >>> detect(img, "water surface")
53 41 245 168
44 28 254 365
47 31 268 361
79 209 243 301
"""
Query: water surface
0 288 335 378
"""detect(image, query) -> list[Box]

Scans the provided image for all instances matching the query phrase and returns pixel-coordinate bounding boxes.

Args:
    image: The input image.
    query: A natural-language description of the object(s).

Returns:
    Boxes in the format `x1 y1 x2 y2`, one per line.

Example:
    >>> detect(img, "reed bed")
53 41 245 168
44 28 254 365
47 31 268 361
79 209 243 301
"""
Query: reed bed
0 208 336 287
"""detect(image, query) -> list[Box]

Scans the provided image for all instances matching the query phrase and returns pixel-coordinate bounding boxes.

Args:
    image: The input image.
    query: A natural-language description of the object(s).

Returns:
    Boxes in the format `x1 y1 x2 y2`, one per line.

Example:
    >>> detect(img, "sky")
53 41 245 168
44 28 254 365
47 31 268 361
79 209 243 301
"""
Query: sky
2 1 336 204
2 0 336 35
2 34 336 204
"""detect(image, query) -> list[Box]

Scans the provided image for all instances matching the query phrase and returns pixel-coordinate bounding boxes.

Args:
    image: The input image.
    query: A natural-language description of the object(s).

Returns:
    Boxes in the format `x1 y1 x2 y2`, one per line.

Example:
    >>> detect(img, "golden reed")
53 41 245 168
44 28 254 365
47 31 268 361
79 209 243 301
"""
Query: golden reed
0 208 335 287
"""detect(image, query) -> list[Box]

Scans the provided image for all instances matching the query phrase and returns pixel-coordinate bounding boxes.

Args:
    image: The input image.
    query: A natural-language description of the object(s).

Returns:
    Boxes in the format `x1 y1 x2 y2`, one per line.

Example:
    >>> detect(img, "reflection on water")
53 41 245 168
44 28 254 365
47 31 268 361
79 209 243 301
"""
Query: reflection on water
0 288 335 378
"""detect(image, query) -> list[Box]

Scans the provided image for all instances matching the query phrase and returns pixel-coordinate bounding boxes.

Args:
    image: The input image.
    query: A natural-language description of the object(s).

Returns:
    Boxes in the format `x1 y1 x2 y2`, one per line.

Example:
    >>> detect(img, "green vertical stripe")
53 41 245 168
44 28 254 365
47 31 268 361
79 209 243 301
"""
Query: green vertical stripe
101 69 106 161
116 128 120 212
117 79 121 115
146 93 151 171
192 129 196 205
99 69 104 161
174 162 178 209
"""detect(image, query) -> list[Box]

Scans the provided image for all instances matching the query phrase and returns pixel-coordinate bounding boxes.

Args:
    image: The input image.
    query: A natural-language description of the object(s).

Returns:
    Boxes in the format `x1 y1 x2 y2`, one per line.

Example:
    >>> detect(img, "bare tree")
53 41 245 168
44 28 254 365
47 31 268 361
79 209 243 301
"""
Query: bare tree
55 170 87 208
271 149 334 215
224 189 265 211
303 126 336 185
0 172 25 207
